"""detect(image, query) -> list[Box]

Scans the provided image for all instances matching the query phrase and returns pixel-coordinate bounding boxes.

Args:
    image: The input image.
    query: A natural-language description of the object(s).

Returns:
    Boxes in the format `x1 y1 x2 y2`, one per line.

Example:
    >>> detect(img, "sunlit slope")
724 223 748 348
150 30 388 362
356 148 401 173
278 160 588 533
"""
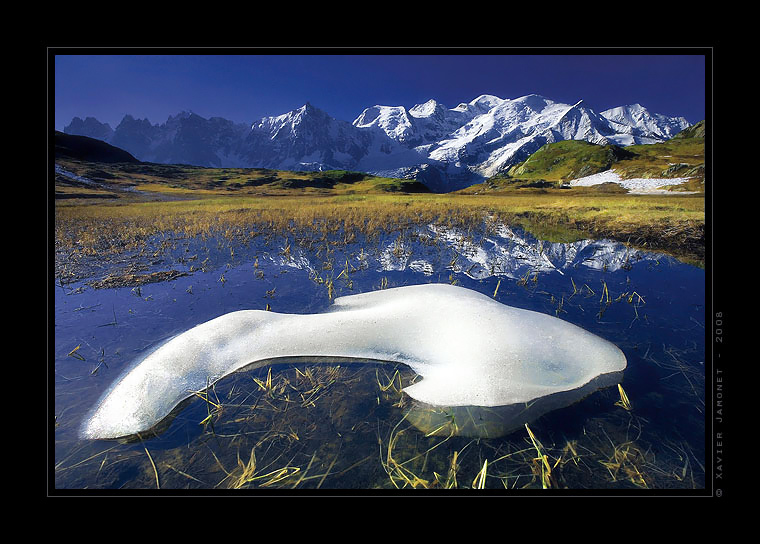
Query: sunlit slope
458 123 705 194
55 158 430 197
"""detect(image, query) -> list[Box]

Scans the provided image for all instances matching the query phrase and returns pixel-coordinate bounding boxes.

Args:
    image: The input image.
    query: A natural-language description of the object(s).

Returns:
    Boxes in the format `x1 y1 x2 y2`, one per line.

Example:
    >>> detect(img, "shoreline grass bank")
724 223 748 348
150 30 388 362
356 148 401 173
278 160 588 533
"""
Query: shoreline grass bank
55 190 705 268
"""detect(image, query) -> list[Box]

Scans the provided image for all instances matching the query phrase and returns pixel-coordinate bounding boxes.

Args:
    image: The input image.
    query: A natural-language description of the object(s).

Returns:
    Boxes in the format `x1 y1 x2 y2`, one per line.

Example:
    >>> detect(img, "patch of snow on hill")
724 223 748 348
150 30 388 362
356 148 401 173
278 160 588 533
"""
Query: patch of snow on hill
568 170 695 193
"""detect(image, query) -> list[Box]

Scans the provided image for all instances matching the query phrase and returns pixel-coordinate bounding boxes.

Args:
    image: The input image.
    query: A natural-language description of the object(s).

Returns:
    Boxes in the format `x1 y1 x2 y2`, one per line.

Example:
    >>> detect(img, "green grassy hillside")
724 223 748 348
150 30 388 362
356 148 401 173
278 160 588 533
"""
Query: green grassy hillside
672 120 705 140
460 123 705 194
506 140 634 183
619 136 704 183
54 158 430 198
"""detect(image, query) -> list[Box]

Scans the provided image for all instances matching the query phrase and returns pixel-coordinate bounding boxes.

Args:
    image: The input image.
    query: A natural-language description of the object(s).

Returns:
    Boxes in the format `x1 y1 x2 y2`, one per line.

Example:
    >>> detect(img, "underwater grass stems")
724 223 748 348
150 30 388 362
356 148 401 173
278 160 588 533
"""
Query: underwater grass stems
525 424 553 489
140 440 160 489
58 358 702 490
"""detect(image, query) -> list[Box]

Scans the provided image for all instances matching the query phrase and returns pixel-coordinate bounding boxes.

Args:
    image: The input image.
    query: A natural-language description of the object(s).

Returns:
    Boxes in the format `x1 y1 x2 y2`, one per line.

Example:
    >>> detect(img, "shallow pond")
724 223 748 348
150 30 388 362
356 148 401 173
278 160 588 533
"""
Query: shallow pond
52 222 706 492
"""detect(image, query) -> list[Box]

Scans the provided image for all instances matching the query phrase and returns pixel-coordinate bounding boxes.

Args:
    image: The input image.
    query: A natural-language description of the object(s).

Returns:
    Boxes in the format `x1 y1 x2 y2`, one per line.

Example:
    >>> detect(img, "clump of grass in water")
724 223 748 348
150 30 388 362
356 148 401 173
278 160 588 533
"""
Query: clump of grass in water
433 450 461 489
472 459 488 489
229 445 302 489
597 434 650 489
295 365 343 407
615 384 633 411
375 426 475 489
253 367 275 397
525 424 554 489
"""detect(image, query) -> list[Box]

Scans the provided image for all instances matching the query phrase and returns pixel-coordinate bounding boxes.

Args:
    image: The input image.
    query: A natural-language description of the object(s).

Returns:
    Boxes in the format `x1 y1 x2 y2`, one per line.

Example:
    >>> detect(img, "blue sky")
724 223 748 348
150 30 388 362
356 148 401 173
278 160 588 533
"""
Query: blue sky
54 53 707 131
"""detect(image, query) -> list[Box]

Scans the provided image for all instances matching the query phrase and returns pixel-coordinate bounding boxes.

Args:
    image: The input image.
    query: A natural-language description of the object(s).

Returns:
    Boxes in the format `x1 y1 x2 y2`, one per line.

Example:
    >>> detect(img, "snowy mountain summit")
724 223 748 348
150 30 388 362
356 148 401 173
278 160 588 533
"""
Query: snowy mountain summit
64 94 691 192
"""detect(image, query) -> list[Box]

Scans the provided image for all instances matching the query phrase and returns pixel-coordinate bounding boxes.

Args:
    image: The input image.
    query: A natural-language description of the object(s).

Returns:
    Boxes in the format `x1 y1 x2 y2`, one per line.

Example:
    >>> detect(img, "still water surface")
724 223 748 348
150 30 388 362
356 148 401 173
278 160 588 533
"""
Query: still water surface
53 223 705 491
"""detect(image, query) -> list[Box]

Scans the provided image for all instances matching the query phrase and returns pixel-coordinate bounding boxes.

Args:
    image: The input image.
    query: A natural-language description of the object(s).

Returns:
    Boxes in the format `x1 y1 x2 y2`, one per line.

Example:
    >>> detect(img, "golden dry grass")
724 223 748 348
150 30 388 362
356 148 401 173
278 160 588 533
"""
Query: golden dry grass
55 189 705 265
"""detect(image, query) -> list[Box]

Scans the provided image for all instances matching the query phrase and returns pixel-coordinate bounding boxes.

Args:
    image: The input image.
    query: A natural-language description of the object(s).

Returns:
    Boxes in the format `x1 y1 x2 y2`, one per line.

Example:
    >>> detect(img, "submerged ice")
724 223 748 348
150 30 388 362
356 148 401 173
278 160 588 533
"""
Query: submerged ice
80 284 627 440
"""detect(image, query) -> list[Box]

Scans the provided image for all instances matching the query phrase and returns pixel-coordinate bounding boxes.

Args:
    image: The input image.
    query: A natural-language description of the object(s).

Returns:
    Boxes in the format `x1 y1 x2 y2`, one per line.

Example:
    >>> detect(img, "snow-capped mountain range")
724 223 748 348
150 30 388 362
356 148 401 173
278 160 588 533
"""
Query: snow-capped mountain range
63 94 691 192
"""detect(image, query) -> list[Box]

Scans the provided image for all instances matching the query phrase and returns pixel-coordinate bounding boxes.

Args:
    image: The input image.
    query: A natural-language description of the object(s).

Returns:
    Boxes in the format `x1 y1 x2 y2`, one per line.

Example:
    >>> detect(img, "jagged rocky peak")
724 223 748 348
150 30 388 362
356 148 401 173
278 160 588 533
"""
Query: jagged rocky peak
164 110 208 126
292 101 319 120
64 116 114 140
254 102 331 133
115 114 155 130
